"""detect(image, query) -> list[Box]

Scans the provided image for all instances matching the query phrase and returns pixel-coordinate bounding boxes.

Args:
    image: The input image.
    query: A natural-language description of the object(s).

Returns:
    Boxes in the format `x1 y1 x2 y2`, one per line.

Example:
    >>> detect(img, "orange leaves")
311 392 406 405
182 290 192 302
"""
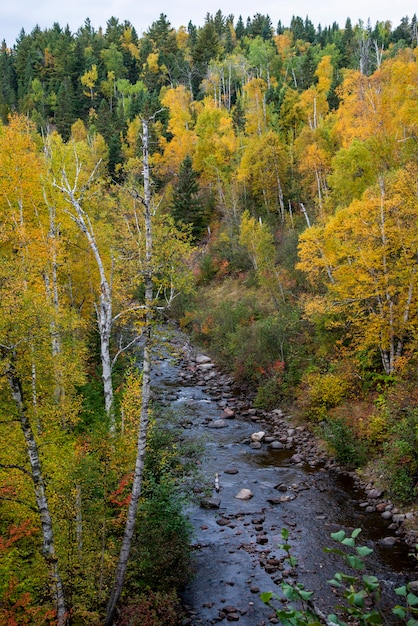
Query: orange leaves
0 520 38 553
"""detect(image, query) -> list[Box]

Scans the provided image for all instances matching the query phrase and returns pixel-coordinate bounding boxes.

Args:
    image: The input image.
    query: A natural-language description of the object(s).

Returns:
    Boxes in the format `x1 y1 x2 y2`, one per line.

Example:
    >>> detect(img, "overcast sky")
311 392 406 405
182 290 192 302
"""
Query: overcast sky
1 0 416 46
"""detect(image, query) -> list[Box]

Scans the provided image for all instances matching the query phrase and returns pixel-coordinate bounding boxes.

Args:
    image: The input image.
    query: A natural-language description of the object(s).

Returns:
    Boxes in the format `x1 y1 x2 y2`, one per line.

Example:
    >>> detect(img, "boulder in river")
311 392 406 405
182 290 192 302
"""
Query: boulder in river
208 419 228 428
251 431 265 442
200 497 221 509
235 488 253 500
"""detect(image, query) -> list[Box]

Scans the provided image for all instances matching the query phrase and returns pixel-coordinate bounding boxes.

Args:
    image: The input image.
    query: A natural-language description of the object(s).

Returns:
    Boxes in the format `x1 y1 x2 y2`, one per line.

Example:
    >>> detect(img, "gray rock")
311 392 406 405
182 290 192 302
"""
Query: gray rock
367 488 383 499
408 581 418 592
274 483 288 492
195 353 212 364
270 441 284 450
200 497 221 509
208 419 228 428
290 453 304 464
380 536 398 546
235 488 253 500
250 441 262 449
197 362 215 370
251 431 265 442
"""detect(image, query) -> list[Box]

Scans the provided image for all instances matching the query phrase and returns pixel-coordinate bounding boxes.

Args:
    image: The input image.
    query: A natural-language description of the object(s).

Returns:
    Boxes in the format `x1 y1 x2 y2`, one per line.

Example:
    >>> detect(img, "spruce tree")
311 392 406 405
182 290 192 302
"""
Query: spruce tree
171 154 206 241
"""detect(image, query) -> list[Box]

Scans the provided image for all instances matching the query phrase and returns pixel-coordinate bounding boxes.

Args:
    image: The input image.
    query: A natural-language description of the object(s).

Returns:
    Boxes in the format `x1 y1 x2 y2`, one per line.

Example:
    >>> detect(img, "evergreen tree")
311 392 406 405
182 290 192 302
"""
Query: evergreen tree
0 41 17 121
55 76 76 140
236 16 245 40
171 154 206 241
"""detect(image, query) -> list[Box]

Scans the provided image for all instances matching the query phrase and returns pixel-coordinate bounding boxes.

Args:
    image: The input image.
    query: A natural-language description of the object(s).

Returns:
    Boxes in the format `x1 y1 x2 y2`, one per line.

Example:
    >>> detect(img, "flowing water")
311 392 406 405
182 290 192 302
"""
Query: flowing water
152 328 417 625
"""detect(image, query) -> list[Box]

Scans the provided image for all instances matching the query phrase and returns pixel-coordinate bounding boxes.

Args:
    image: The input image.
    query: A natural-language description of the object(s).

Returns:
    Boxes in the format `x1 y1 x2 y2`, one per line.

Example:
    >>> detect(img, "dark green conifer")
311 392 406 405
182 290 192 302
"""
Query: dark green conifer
171 154 206 241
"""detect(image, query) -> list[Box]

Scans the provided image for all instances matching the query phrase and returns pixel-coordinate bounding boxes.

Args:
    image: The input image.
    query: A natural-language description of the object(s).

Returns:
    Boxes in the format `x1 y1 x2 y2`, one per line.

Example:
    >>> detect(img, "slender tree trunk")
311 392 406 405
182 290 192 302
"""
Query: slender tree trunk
54 178 115 432
105 117 154 626
4 350 68 625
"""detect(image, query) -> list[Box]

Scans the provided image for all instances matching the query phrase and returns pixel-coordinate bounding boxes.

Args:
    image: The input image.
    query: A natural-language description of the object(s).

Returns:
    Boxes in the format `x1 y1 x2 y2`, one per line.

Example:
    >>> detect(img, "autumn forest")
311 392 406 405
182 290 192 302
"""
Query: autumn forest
0 9 418 625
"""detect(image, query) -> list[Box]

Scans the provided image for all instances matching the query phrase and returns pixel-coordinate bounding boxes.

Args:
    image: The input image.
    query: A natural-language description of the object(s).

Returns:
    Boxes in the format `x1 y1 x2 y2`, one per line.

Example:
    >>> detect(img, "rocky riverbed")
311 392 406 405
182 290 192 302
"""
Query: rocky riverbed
152 327 418 625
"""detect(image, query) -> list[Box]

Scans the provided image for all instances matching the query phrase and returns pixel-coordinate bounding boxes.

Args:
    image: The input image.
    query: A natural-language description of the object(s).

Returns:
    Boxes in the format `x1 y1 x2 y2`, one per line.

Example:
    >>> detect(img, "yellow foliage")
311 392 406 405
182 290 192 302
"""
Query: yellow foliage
301 371 349 421
146 52 160 74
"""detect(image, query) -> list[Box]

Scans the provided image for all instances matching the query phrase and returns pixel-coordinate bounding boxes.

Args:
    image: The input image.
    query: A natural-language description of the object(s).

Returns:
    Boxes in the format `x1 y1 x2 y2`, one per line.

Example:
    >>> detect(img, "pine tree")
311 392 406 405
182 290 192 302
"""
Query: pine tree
171 154 206 241
55 76 75 140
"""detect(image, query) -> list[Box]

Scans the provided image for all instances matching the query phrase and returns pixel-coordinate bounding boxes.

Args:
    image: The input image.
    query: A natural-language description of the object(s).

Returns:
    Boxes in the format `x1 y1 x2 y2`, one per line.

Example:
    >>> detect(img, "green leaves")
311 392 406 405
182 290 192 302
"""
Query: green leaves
394 584 418 624
265 527 389 626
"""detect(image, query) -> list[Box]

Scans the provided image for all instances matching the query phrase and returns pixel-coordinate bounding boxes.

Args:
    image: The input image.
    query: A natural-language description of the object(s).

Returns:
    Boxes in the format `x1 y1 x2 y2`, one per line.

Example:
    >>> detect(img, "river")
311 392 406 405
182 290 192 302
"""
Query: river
152 326 417 625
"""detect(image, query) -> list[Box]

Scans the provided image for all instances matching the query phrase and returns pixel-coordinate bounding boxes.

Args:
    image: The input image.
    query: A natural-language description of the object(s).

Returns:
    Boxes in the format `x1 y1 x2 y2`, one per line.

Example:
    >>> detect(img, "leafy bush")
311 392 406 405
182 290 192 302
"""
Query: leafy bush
128 480 193 592
118 589 183 626
262 527 418 625
322 417 368 469
300 371 349 421
380 408 418 504
254 375 284 410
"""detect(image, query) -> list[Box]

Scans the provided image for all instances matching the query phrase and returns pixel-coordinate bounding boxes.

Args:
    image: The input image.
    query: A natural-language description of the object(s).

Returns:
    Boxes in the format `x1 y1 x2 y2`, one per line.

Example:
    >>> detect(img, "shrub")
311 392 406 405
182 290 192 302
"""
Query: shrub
118 589 183 626
322 417 368 469
380 408 418 504
128 480 193 592
300 371 349 422
254 375 283 410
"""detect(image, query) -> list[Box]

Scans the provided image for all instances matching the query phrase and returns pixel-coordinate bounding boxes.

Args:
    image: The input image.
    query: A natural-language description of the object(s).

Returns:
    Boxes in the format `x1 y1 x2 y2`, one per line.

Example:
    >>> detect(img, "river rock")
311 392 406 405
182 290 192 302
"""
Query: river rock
380 536 398 546
408 581 418 592
200 497 221 509
270 441 284 449
381 510 393 520
251 431 265 442
290 453 304 464
224 468 239 475
274 483 287 492
235 488 253 500
222 407 236 418
250 441 262 449
197 362 215 370
208 419 228 428
195 354 212 364
367 488 383 499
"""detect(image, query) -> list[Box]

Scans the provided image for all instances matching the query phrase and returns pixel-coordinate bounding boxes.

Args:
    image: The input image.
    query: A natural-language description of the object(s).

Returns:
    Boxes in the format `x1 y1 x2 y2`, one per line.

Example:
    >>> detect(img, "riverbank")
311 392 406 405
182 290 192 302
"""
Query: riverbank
175 333 418 550
153 327 417 625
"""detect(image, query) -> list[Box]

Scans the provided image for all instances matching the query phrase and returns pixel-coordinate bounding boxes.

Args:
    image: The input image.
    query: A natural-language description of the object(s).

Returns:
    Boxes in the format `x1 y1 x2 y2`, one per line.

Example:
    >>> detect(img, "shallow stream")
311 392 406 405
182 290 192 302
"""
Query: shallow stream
152 328 416 625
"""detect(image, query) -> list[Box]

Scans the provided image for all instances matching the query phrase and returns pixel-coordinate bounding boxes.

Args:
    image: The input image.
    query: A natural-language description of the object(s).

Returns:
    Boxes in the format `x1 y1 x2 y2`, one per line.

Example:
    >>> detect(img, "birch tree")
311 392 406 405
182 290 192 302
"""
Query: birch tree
104 116 154 626
105 112 194 624
297 167 418 374
0 115 69 624
46 131 119 431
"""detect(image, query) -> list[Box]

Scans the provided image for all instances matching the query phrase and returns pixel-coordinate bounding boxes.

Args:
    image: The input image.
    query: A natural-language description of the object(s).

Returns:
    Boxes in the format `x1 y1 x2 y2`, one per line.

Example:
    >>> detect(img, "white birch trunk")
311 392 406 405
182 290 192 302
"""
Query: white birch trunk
105 117 154 626
4 350 68 625
54 177 115 432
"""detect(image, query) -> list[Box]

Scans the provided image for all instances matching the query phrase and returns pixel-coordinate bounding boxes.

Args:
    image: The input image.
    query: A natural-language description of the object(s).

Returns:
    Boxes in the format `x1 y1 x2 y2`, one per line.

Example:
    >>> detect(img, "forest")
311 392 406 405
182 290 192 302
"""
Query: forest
0 8 418 625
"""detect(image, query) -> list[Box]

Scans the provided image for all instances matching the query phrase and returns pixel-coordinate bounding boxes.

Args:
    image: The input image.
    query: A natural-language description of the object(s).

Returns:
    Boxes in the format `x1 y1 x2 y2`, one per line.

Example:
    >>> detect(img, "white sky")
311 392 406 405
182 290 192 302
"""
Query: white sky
1 0 417 46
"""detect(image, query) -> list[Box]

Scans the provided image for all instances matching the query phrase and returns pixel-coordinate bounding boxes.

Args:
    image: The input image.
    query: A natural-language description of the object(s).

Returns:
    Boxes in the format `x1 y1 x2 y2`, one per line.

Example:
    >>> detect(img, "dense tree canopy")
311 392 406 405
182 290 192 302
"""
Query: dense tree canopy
1 8 418 624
